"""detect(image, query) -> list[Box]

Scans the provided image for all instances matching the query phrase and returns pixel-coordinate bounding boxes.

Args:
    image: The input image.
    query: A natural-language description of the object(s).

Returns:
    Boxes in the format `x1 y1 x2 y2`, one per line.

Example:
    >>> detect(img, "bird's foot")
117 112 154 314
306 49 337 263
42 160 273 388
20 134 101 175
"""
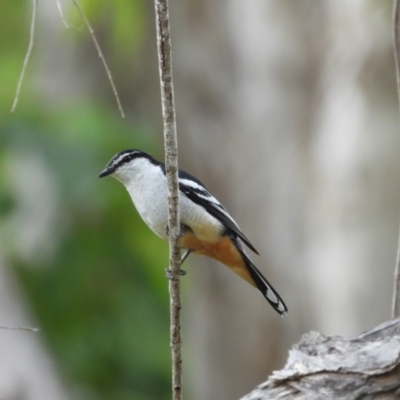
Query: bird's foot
165 268 187 280
165 224 186 238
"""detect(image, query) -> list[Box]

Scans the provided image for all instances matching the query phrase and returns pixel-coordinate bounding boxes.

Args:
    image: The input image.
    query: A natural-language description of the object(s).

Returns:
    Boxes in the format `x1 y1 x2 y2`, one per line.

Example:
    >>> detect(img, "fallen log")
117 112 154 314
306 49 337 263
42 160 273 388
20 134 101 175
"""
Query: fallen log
242 318 400 399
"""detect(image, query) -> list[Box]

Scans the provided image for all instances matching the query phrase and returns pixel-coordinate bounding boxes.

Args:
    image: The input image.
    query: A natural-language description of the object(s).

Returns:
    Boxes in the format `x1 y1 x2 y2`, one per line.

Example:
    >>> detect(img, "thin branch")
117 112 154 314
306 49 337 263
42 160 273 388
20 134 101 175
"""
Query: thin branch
0 325 40 333
71 0 125 118
392 0 400 319
154 1 183 399
56 0 69 28
11 0 37 112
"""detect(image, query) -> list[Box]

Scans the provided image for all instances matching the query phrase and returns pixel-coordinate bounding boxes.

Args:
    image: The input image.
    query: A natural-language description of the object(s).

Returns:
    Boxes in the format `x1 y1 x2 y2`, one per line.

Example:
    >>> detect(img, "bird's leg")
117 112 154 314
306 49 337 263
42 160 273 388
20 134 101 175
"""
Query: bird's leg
165 224 191 238
180 249 192 267
165 224 186 238
165 224 193 279
165 249 192 279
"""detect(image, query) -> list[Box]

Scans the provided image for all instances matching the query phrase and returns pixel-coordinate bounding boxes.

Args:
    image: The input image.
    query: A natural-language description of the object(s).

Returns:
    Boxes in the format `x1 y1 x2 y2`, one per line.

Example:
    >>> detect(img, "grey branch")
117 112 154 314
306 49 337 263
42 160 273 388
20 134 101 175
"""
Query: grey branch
72 0 125 118
0 325 39 333
242 318 400 400
392 0 400 319
154 1 183 399
11 0 37 112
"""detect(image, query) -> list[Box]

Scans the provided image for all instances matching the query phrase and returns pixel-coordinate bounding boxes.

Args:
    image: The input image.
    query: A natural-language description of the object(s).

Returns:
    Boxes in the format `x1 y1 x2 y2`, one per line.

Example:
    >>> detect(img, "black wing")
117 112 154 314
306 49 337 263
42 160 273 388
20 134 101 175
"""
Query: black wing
178 169 259 255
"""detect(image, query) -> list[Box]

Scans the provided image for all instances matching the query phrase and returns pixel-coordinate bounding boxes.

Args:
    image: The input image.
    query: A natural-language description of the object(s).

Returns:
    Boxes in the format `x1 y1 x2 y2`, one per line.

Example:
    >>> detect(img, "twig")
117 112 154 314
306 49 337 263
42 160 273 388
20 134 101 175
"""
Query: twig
11 0 37 112
0 325 40 333
55 0 69 28
392 0 400 319
154 1 183 399
71 0 125 118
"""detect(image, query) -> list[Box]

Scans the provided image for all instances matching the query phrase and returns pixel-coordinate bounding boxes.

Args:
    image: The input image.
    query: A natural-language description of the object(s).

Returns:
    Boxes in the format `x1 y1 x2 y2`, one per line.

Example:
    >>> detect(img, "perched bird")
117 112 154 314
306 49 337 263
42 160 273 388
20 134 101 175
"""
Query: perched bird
99 149 287 316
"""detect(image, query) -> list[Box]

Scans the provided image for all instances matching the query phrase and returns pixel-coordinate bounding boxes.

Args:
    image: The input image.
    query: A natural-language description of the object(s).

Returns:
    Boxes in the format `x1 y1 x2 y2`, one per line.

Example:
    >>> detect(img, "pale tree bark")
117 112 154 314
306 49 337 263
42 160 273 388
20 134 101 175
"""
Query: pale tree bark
172 1 321 398
306 2 397 335
392 0 400 319
242 318 400 399
171 1 399 399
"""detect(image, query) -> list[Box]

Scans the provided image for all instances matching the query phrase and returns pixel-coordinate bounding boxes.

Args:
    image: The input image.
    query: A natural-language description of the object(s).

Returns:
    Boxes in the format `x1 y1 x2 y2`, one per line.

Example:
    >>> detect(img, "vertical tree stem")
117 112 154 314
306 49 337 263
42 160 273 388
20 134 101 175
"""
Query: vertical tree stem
392 0 400 319
154 0 183 398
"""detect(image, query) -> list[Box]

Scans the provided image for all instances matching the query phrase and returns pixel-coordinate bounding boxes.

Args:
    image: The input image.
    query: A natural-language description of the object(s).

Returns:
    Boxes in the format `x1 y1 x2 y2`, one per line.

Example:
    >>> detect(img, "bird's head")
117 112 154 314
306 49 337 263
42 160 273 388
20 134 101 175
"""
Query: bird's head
99 149 157 185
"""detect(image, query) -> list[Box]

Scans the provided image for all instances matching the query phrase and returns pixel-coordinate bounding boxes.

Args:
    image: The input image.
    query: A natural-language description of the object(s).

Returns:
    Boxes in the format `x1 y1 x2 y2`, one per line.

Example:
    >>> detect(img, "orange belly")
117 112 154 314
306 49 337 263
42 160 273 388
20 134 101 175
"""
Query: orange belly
179 231 256 287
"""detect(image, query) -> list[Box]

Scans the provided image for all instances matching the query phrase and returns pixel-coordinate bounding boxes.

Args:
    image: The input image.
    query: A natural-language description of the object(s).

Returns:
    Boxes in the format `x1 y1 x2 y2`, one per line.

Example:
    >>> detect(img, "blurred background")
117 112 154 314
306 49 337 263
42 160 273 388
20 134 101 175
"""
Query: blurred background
0 0 399 399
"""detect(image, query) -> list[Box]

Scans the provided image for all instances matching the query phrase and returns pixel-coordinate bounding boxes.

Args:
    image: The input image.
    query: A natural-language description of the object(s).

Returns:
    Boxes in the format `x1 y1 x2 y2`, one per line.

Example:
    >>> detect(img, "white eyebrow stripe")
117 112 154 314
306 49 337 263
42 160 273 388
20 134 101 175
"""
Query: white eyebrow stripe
112 154 126 165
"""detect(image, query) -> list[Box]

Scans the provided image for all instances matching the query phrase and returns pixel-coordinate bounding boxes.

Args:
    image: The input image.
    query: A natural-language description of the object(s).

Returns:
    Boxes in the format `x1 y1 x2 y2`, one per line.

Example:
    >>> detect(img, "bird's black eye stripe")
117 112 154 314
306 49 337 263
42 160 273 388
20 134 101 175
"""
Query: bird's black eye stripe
111 152 136 169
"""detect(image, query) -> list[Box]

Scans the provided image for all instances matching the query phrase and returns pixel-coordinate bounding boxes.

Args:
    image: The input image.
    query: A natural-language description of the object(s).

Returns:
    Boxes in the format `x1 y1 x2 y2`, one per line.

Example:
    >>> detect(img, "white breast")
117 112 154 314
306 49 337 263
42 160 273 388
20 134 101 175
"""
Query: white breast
114 158 224 243
124 162 169 240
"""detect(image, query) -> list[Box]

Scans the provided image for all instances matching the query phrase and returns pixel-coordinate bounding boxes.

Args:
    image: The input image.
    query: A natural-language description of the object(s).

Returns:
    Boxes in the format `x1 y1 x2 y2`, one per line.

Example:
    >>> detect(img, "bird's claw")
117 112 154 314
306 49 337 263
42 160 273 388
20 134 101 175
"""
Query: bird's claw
165 224 185 238
165 268 187 279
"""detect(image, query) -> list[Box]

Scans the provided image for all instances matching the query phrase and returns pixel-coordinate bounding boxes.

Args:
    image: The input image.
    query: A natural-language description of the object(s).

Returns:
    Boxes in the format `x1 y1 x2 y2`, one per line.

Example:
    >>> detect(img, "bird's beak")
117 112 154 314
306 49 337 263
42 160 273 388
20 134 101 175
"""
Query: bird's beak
98 167 115 178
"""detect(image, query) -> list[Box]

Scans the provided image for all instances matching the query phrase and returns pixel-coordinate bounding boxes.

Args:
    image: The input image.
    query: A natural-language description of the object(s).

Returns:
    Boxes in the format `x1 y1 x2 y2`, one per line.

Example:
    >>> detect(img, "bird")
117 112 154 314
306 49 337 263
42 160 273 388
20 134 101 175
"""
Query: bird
99 149 287 316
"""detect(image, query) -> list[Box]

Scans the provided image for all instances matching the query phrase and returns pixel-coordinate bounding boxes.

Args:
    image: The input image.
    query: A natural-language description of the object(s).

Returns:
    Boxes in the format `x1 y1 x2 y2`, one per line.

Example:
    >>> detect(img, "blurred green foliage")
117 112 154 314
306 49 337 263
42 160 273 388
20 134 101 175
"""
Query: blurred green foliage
0 1 173 399
76 0 147 56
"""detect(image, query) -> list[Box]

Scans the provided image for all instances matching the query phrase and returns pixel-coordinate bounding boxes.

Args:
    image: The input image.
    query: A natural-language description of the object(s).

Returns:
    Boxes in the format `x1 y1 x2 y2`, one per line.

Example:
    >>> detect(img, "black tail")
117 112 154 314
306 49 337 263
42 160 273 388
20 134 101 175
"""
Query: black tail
239 246 288 316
